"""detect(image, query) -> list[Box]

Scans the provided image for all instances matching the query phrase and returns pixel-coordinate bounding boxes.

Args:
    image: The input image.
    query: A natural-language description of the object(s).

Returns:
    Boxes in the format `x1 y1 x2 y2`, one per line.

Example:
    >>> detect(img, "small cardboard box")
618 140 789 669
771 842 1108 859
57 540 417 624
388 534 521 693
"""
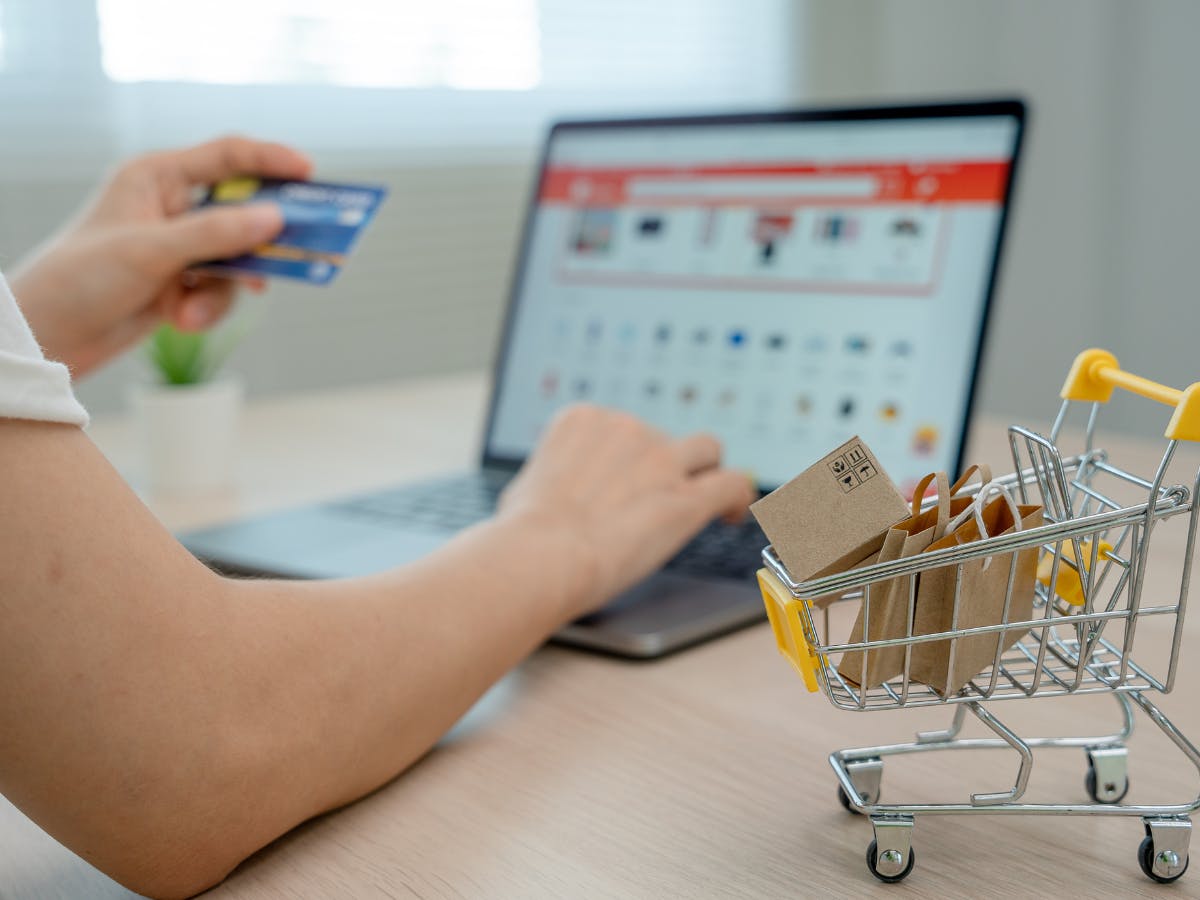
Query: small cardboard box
751 436 910 583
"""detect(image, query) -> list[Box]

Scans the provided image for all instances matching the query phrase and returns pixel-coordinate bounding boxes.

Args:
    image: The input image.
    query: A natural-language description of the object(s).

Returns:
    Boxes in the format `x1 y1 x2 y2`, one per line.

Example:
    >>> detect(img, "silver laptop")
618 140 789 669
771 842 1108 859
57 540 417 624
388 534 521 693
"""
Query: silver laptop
182 100 1026 657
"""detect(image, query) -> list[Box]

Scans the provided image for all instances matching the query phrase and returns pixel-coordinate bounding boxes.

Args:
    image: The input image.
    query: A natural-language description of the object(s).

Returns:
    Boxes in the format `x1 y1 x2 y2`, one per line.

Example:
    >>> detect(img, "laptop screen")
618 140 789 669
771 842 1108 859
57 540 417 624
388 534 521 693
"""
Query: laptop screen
484 103 1024 493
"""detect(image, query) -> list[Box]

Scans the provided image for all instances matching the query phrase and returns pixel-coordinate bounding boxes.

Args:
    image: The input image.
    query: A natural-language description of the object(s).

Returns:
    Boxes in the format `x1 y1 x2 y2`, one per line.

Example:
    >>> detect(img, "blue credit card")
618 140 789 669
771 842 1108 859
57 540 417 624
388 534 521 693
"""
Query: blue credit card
195 178 387 285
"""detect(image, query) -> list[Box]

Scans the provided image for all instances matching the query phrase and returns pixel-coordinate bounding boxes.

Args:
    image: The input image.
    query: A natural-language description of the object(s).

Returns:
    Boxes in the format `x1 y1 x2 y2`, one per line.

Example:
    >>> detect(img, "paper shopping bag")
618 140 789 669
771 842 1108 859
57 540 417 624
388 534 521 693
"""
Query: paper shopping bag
909 490 1043 697
838 465 991 689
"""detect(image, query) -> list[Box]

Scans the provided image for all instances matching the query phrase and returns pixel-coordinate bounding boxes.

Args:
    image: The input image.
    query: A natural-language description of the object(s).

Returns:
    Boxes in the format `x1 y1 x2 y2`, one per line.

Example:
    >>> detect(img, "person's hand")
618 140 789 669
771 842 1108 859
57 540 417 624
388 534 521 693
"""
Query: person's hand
9 136 312 377
496 404 756 618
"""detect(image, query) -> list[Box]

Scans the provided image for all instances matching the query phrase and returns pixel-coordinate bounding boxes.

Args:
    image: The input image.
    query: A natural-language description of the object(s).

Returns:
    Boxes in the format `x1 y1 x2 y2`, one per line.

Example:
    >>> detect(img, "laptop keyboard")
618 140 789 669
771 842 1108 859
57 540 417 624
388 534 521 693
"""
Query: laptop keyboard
663 517 766 581
327 472 765 581
326 472 506 532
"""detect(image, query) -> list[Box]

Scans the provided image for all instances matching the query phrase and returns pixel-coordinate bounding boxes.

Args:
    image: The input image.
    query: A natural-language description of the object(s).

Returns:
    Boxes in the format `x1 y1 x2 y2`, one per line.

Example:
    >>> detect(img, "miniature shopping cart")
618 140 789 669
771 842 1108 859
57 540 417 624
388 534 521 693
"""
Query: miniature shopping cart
756 349 1200 884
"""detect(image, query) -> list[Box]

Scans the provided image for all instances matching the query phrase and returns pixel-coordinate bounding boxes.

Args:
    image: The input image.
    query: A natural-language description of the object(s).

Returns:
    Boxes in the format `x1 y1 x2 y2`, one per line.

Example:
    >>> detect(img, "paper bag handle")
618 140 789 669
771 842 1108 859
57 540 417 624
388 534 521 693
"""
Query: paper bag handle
946 480 1025 571
949 463 993 497
910 471 950 517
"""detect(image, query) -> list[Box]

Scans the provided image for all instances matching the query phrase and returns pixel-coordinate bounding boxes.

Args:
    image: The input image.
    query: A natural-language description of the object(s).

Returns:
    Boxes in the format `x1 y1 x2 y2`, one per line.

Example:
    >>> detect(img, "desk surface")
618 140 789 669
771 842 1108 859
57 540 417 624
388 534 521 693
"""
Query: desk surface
3 373 1200 900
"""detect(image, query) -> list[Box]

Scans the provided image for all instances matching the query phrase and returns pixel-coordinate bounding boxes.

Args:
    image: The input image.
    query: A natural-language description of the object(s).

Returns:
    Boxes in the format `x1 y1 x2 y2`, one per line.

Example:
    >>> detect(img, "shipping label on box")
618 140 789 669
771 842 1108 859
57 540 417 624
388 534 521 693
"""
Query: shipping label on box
751 436 910 584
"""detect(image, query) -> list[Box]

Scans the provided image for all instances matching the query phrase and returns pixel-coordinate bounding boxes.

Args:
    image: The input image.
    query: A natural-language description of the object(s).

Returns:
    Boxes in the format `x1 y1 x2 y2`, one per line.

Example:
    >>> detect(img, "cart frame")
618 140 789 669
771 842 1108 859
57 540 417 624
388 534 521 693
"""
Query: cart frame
756 349 1200 883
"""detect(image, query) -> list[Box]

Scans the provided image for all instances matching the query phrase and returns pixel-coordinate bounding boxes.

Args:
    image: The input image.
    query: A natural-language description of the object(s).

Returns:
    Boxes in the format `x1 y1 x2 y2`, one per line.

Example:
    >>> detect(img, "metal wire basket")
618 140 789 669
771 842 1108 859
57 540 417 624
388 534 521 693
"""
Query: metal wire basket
756 349 1200 884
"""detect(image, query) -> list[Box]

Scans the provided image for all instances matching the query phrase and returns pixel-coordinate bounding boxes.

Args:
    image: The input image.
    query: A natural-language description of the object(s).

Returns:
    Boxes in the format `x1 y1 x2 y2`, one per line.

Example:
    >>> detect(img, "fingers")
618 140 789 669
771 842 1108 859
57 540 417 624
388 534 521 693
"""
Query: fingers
171 280 237 332
145 202 284 271
684 468 757 526
671 433 722 474
169 136 313 187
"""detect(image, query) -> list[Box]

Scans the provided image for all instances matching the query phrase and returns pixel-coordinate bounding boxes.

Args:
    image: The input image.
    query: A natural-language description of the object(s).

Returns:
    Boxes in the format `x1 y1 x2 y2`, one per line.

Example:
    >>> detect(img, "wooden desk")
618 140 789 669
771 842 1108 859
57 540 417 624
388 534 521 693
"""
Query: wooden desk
3 373 1199 899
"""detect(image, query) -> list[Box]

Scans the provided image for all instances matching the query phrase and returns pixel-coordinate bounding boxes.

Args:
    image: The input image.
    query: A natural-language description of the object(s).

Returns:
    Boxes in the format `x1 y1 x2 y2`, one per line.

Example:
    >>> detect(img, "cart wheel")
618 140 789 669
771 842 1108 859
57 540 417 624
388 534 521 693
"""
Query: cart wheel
1085 763 1129 804
1138 835 1189 884
866 838 915 884
837 785 865 814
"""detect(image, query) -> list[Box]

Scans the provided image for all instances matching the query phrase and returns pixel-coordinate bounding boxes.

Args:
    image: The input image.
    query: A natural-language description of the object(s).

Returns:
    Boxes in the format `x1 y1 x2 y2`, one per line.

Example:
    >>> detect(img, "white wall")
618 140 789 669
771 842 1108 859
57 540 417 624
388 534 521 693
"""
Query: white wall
802 0 1200 437
0 0 798 415
5 1 1198 441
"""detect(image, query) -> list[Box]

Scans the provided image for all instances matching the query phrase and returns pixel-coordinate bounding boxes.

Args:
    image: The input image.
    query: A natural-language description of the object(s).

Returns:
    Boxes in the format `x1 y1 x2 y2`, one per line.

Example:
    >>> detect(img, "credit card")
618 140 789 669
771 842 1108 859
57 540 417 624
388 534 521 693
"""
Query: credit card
195 177 387 285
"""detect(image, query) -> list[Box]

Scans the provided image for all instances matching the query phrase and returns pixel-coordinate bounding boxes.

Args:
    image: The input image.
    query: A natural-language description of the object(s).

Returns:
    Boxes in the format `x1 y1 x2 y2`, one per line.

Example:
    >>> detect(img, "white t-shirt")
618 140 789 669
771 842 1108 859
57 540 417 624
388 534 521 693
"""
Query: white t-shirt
0 272 89 426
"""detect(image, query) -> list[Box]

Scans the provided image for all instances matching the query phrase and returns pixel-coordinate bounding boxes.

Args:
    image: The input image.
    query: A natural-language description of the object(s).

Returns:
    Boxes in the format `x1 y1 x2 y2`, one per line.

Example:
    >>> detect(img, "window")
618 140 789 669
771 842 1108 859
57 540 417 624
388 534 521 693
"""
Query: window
0 0 796 160
96 0 540 90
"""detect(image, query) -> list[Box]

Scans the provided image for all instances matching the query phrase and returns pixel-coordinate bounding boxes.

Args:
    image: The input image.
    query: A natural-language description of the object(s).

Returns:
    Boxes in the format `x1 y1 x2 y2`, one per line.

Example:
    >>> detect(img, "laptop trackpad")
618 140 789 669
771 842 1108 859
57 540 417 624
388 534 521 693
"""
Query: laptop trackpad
554 572 763 659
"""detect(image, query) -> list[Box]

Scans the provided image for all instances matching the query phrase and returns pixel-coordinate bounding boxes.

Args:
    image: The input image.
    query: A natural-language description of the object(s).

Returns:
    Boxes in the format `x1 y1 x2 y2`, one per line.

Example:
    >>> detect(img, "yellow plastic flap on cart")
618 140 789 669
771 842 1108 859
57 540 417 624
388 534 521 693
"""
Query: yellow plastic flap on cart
1037 539 1113 608
757 568 820 692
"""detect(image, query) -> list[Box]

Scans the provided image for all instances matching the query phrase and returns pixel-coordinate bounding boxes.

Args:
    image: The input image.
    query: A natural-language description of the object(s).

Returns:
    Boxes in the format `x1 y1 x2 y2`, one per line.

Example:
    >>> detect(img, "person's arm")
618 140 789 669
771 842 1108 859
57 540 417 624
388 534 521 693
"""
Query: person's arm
0 406 752 899
9 137 312 376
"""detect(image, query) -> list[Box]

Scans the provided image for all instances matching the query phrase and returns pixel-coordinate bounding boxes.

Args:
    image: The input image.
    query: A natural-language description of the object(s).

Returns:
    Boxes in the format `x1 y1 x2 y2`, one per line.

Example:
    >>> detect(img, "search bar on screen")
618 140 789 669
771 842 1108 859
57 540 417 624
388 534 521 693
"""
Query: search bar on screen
627 175 878 200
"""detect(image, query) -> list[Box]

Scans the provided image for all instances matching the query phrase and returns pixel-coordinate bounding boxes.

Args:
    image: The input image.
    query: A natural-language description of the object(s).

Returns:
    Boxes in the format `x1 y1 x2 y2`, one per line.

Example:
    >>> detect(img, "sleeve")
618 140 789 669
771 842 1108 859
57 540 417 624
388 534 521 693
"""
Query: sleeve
0 272 89 427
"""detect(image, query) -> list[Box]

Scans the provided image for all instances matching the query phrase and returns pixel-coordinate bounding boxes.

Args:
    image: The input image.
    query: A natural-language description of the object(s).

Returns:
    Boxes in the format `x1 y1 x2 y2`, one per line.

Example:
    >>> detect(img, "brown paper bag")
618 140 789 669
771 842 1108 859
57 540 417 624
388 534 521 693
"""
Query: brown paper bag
838 465 991 688
909 488 1043 696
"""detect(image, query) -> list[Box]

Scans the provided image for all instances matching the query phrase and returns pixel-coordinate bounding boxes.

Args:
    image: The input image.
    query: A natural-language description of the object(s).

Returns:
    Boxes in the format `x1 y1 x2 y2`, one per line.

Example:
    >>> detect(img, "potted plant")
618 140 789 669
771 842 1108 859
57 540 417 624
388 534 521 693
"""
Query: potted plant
129 323 245 494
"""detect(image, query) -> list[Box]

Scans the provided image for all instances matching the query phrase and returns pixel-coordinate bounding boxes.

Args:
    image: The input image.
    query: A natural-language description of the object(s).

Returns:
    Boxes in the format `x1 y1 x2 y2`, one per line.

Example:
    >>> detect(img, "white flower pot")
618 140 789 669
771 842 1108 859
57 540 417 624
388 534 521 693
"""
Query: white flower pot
129 378 244 495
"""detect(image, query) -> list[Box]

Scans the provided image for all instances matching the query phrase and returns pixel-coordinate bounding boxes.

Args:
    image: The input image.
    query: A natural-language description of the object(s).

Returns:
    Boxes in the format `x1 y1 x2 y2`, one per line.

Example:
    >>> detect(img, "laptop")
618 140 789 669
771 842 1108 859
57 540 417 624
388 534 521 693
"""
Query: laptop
182 99 1027 658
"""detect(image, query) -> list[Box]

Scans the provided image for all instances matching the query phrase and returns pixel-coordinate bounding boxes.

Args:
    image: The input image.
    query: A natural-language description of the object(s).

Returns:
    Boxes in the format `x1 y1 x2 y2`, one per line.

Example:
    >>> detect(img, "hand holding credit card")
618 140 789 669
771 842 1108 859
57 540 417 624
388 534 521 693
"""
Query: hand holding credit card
195 177 387 285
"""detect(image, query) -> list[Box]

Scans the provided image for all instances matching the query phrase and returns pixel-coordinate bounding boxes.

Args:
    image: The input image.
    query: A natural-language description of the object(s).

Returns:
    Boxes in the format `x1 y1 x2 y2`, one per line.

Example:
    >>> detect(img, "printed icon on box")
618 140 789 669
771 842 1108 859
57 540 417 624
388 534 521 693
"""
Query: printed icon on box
879 401 900 422
829 456 849 476
727 329 748 348
572 207 616 255
844 335 871 355
844 444 867 467
912 424 940 457
838 470 861 493
856 460 877 482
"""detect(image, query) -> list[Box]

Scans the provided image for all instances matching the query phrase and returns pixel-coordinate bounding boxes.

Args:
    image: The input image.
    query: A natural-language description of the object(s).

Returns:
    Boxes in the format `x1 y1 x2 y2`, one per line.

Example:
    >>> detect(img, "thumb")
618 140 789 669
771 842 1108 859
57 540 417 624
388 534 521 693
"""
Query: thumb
150 203 284 270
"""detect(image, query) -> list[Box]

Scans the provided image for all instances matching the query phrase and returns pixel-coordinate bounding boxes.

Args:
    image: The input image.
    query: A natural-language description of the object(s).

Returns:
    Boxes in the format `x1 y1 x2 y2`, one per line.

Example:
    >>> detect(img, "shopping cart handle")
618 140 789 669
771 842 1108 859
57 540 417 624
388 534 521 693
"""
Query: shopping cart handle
1061 348 1200 442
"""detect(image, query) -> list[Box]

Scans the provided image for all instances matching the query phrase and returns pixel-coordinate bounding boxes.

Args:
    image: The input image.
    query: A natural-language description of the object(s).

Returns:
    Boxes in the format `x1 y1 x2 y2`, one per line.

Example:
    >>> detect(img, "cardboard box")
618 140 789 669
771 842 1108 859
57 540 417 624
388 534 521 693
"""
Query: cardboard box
751 436 910 584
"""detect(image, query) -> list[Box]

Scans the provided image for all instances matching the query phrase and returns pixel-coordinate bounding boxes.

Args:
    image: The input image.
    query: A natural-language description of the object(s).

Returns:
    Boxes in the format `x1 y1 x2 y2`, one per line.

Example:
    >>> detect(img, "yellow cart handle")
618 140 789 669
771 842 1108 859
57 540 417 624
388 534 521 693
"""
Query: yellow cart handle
1061 349 1200 442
